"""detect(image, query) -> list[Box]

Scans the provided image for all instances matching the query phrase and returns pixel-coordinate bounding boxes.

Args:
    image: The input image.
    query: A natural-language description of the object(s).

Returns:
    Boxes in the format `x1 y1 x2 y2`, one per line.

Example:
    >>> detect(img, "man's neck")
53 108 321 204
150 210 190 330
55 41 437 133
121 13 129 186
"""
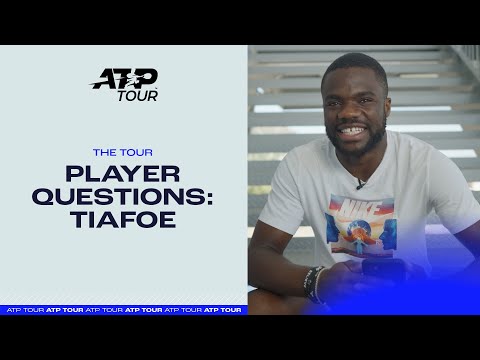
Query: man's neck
335 137 388 182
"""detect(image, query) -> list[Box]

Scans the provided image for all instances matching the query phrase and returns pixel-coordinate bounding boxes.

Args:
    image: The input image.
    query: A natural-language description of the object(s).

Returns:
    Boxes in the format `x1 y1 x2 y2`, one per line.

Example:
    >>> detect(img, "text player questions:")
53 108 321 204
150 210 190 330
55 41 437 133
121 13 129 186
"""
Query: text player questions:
31 148 214 229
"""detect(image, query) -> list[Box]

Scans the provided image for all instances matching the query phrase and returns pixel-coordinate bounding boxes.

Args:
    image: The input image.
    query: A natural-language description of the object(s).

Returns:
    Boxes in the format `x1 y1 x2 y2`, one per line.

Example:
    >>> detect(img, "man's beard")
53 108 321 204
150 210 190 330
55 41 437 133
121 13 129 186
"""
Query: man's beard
326 116 387 158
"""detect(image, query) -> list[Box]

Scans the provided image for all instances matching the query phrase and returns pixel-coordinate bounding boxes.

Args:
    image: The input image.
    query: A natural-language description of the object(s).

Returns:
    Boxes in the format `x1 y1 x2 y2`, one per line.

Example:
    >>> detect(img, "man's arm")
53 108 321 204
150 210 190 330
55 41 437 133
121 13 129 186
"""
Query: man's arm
427 150 480 283
455 220 480 258
248 220 311 297
248 220 395 304
453 220 480 284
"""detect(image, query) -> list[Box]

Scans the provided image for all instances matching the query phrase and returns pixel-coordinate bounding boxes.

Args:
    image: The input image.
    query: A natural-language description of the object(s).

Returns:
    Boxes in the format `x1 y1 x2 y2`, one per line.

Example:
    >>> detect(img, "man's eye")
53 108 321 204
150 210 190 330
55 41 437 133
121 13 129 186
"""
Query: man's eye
326 101 340 106
360 98 373 103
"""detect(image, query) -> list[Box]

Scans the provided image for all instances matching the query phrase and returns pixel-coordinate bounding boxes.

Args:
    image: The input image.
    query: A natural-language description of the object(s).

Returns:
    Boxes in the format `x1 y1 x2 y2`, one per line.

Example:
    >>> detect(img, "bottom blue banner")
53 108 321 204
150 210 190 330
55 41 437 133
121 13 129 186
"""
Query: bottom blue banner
0 305 247 315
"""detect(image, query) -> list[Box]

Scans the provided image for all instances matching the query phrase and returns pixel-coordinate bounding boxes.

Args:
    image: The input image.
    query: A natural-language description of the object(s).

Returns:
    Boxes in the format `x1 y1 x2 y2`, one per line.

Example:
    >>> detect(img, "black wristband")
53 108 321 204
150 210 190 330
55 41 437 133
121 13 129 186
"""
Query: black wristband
303 267 316 296
303 266 324 304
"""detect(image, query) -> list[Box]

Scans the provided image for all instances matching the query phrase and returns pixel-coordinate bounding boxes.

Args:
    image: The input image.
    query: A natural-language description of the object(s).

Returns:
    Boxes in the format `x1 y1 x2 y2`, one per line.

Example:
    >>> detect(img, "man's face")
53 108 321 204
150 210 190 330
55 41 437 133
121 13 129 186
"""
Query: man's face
322 67 391 157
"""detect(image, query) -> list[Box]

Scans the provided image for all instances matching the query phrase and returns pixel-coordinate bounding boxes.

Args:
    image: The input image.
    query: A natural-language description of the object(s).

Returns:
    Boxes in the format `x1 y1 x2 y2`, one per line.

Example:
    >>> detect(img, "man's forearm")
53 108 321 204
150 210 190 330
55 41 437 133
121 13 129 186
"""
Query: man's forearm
449 257 480 285
248 246 311 297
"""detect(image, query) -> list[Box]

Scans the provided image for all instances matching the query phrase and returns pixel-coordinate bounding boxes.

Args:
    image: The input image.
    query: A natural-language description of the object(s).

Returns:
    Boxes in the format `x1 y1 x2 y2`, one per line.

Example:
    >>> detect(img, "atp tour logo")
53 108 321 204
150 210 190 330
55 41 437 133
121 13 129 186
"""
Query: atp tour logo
90 68 158 101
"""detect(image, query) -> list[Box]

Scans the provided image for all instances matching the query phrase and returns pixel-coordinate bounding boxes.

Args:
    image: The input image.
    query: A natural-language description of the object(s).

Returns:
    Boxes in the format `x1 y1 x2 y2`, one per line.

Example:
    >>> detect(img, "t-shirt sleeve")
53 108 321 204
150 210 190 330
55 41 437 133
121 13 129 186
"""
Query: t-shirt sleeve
258 151 304 235
428 149 480 234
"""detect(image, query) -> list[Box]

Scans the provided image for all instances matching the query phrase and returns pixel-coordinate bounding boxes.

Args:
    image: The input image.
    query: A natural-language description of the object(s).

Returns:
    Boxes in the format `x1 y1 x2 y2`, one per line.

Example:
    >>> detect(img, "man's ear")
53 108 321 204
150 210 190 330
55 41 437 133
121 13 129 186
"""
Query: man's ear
385 97 391 118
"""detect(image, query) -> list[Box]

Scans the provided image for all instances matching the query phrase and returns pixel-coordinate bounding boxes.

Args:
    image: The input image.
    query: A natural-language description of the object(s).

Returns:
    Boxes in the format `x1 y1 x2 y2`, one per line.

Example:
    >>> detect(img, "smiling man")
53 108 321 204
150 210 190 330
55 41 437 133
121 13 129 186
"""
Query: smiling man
248 52 480 315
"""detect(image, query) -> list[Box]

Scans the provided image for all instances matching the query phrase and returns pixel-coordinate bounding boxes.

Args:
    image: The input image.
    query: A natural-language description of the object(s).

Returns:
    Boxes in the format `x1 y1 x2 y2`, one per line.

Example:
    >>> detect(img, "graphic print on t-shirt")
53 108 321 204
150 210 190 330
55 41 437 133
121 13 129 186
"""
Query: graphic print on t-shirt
326 194 396 258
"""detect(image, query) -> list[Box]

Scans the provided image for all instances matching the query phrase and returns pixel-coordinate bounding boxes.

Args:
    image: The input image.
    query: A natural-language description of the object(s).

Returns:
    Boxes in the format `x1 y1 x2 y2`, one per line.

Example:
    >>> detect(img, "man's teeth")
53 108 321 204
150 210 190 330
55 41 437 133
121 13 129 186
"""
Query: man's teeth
340 127 365 135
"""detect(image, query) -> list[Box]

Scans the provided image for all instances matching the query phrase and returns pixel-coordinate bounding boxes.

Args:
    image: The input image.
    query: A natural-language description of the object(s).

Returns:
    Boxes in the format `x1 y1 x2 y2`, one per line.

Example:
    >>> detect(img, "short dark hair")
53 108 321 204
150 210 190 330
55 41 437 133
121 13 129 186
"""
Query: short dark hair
320 52 388 96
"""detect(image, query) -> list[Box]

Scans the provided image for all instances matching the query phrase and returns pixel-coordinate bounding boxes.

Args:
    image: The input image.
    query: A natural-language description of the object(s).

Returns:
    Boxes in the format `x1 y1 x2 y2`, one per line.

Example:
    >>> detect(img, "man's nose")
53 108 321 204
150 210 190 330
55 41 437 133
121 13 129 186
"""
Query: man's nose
337 101 361 119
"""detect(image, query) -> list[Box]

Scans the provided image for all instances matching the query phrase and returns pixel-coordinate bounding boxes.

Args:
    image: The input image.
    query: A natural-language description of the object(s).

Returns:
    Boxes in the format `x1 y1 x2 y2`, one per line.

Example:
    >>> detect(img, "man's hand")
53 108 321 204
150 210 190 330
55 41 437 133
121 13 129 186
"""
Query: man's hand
404 260 428 281
316 260 395 306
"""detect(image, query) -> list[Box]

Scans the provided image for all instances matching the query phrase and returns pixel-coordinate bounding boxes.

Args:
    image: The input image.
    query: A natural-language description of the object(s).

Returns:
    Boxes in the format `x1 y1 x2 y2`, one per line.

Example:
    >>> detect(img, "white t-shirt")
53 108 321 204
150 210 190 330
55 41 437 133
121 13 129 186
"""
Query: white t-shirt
259 130 480 274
